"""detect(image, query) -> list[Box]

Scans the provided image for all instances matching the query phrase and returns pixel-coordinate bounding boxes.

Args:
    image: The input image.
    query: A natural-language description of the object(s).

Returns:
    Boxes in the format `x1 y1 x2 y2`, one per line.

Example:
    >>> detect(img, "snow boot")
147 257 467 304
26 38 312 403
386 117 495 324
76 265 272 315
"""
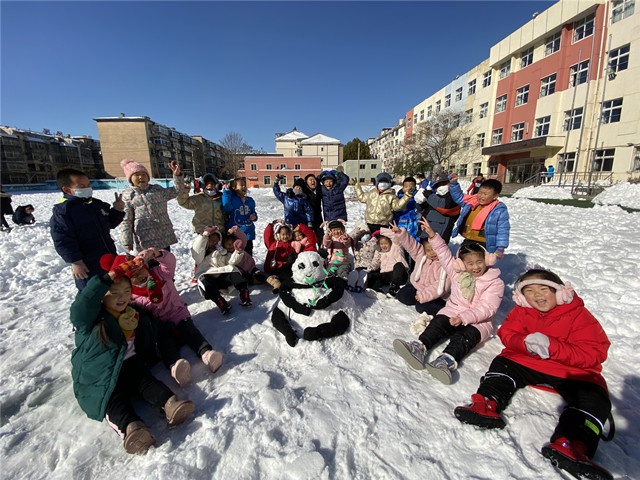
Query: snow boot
454 393 506 429
356 270 368 293
123 421 156 455
170 358 191 387
424 353 456 385
163 395 195 426
202 349 223 373
393 339 426 370
365 288 379 299
239 288 252 306
266 275 281 293
213 295 231 315
541 437 613 480
387 283 400 298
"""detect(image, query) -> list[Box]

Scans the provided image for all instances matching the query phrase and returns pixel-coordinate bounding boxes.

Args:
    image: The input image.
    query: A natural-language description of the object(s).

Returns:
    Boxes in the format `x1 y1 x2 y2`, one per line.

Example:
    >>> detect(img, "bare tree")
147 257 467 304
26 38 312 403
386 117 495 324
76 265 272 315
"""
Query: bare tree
219 131 253 178
392 110 477 177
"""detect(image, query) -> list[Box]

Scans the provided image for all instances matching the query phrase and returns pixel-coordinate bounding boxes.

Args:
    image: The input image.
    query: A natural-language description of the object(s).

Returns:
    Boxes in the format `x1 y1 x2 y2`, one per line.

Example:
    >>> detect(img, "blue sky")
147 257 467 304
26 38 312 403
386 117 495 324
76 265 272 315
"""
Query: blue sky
1 1 554 152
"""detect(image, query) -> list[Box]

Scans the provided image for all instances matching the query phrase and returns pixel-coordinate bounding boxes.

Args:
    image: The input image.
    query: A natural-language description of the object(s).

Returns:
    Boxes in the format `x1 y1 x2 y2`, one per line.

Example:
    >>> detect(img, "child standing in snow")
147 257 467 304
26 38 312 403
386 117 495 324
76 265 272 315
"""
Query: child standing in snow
454 268 613 480
386 223 451 316
414 173 460 244
263 220 297 292
119 159 181 252
393 217 504 385
273 177 314 228
177 172 226 234
222 178 257 255
364 230 409 298
103 250 223 388
70 259 194 455
393 177 421 240
354 172 414 233
323 220 353 281
318 170 350 222
192 225 252 315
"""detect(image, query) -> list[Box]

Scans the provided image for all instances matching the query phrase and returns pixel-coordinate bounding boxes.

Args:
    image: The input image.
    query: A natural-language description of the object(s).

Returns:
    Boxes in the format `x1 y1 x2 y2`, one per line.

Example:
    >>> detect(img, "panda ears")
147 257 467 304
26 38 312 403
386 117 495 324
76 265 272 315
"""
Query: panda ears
452 246 496 273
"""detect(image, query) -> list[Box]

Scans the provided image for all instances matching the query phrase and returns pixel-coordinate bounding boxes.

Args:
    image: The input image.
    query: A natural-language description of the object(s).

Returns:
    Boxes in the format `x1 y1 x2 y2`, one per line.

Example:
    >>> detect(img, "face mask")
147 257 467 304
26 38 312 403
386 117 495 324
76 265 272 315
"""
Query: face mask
377 182 391 191
204 188 217 197
436 185 449 196
73 187 93 198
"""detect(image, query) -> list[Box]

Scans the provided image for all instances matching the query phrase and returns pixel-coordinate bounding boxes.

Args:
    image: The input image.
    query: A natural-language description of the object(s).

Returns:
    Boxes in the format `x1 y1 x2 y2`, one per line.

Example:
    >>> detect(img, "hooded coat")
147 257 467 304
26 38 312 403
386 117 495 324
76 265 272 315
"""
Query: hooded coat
354 184 412 226
273 182 314 226
222 188 257 241
318 171 349 222
177 180 226 234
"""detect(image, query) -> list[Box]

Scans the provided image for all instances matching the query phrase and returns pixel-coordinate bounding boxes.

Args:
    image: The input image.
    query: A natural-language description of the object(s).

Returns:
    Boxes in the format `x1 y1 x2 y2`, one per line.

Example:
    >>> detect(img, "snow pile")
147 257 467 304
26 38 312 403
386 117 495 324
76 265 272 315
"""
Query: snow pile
592 182 640 210
1 188 639 479
511 185 574 200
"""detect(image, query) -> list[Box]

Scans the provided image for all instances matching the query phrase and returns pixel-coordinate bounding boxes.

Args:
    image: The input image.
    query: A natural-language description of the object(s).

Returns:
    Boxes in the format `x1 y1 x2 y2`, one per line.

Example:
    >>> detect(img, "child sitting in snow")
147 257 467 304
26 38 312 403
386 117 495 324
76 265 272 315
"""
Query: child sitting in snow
323 220 353 281
386 223 451 316
222 178 258 255
12 204 35 225
263 220 297 292
292 223 318 253
119 159 182 252
192 225 252 315
364 229 409 299
70 258 194 455
393 217 504 385
347 222 379 293
102 250 223 388
454 268 613 480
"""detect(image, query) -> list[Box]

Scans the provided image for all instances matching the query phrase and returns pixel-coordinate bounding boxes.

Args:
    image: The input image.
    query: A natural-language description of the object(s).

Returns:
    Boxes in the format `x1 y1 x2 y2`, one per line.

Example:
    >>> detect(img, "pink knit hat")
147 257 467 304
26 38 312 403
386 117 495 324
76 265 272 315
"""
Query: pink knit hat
120 159 150 183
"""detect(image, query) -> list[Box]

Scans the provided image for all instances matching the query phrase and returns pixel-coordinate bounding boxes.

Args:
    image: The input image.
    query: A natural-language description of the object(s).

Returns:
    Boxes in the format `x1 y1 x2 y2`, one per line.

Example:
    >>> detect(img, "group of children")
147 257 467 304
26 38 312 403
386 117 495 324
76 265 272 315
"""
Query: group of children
49 161 614 479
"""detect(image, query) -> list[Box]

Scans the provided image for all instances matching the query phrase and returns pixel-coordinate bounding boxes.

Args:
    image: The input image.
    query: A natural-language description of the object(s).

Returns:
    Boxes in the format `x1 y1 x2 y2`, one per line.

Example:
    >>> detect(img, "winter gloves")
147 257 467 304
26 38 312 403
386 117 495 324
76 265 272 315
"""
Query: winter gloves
112 258 143 279
525 332 550 359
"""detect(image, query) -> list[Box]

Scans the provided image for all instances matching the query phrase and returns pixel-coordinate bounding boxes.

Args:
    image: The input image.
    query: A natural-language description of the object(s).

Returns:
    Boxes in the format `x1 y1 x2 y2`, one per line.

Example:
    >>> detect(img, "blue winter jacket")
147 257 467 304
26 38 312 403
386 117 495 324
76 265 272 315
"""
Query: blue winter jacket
50 194 125 280
221 189 257 240
449 181 510 253
273 183 314 226
319 171 349 222
393 192 420 240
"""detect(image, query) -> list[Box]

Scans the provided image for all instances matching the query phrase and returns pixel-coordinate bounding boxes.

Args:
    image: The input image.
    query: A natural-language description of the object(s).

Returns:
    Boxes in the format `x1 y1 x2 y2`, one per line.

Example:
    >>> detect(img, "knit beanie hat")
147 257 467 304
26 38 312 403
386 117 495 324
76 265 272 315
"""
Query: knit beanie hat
375 172 393 185
100 253 164 303
121 159 150 183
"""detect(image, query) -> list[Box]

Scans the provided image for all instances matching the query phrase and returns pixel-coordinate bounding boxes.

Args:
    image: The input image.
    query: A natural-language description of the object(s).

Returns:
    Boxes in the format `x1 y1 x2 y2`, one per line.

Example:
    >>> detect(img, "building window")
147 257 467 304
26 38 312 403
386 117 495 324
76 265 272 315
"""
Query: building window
266 164 272 170
445 94 451 107
420 110 424 121
359 178 365 183
294 164 301 170
427 105 433 117
491 129 503 145
496 94 507 113
464 109 473 124
280 163 287 169
633 147 640 171
511 123 525 142
593 149 615 171
569 60 589 86
468 79 476 95
455 87 463 102
476 133 485 147
609 44 630 73
435 100 441 113
534 116 551 137
250 164 257 170
563 107 584 131
520 47 534 68
371 164 377 169
611 0 635 23
499 60 511 79
458 164 468 177
540 73 557 97
488 160 498 176
482 71 492 87
463 137 471 149
559 152 576 173
515 85 529 106
545 32 561 56
359 164 365 170
320 147 324 152
263 176 271 185
479 102 489 118
602 98 623 124
574 13 595 42
473 162 482 176
297 149 302 156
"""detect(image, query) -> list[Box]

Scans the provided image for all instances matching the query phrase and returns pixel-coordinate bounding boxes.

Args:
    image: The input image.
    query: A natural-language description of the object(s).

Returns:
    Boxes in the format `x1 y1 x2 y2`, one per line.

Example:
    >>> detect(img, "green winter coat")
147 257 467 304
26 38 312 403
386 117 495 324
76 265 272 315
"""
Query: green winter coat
176 182 226 234
354 184 412 226
70 275 159 421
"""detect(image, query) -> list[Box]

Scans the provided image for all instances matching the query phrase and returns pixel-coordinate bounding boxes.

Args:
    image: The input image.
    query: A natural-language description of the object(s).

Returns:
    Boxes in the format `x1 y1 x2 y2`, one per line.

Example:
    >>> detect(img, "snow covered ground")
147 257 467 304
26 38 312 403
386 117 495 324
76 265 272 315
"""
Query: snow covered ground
1 184 639 479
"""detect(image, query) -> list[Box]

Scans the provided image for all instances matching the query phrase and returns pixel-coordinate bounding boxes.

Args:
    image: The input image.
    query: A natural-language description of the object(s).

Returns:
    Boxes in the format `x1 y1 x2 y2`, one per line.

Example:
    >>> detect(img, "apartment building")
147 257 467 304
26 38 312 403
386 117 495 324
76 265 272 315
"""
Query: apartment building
239 155 322 188
341 159 381 184
372 0 639 186
1 127 103 184
275 129 343 169
94 115 224 180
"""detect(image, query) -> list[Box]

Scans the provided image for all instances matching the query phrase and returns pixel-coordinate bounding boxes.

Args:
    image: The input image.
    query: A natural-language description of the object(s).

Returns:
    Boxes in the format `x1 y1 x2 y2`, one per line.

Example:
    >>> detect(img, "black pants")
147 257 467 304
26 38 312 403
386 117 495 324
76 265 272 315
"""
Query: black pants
245 240 253 256
104 355 174 437
367 223 389 235
367 262 408 291
396 282 446 315
1 215 9 229
157 318 212 368
198 272 248 299
418 314 481 363
476 356 611 458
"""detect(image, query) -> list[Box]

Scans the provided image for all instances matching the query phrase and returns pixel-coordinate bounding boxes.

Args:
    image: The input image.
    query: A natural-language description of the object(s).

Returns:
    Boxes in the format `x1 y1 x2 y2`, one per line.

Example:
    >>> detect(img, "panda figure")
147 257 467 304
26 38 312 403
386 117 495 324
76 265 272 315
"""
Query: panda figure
271 251 353 347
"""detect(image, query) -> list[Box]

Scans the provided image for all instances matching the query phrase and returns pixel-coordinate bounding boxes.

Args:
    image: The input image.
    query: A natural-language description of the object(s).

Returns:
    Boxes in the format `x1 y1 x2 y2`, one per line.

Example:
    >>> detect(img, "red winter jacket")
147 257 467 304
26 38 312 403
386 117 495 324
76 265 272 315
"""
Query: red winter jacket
498 295 609 390
264 223 296 273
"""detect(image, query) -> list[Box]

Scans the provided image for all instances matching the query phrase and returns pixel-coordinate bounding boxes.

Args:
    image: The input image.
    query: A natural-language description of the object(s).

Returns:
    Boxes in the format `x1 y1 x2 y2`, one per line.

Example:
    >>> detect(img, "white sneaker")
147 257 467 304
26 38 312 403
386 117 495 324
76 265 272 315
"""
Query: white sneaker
365 288 379 299
424 354 456 385
393 339 426 370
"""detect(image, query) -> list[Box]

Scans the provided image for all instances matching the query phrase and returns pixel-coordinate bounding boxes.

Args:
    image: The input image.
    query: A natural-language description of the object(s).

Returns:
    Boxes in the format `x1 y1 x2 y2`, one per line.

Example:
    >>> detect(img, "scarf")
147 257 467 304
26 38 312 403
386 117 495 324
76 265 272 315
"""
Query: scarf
131 268 164 304
457 272 476 302
463 194 499 231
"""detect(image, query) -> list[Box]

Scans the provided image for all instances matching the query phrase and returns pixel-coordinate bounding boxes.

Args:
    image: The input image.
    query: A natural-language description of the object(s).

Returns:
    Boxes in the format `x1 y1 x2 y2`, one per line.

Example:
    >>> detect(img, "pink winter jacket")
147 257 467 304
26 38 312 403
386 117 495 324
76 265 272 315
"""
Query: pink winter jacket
371 230 408 273
389 228 451 303
130 250 190 326
430 234 504 341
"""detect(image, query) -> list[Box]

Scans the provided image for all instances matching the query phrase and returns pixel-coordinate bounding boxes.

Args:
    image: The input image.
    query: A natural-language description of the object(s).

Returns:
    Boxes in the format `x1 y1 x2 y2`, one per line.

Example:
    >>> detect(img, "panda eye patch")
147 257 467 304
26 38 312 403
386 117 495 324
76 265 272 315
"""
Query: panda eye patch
312 261 319 267
298 263 306 270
